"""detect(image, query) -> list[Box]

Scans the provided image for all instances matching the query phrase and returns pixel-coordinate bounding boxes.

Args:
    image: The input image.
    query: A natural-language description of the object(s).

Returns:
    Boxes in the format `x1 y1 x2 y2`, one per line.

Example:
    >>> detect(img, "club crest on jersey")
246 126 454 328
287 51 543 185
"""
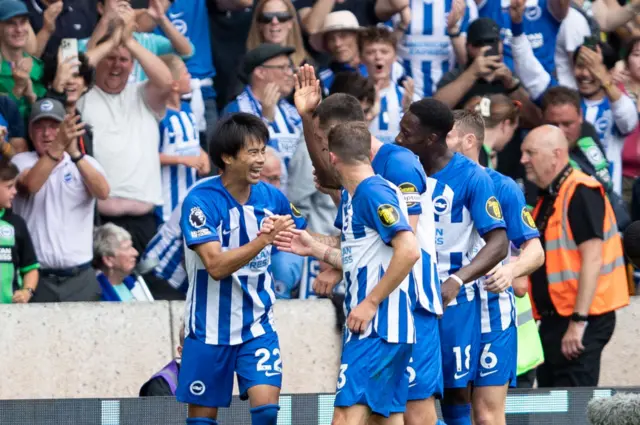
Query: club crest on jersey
485 196 503 220
290 203 302 218
378 204 400 227
189 380 206 396
522 207 537 230
433 195 450 215
189 207 206 228
399 182 420 207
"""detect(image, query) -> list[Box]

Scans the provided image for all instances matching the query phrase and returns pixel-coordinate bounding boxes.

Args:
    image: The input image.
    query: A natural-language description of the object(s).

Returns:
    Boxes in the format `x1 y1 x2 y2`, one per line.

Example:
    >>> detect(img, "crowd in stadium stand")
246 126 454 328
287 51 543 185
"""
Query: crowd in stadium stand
1 0 639 400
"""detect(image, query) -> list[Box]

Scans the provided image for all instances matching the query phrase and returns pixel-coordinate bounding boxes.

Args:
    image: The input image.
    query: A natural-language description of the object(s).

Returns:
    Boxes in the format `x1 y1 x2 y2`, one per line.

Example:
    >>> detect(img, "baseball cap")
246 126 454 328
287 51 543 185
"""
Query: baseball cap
467 18 500 46
243 43 295 78
29 98 66 125
0 0 29 22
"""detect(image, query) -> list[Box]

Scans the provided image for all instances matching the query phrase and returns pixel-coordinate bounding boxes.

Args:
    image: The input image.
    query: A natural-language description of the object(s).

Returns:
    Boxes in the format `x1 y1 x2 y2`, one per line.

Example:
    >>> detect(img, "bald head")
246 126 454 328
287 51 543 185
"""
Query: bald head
521 125 570 188
260 146 283 188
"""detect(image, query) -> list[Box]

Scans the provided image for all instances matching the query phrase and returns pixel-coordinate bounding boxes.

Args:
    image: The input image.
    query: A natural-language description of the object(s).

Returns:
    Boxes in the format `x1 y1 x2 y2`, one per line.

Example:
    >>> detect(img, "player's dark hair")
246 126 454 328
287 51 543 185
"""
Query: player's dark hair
313 93 366 130
329 72 376 107
209 113 269 170
408 98 454 142
452 109 485 145
540 86 582 114
0 158 19 182
328 121 371 165
623 221 640 267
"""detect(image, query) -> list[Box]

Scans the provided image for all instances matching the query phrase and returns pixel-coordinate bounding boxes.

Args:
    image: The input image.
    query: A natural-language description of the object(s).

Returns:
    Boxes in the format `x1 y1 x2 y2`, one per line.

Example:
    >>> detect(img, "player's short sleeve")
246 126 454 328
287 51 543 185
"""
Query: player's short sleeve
180 190 221 248
354 181 413 244
274 188 307 230
381 152 426 216
499 177 540 248
467 170 506 236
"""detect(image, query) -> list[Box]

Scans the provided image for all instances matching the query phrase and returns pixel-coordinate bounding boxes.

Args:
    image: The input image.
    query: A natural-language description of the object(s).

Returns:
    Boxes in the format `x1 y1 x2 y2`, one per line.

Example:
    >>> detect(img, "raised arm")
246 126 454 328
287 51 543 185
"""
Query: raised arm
298 0 337 35
33 1 63 58
294 65 342 189
147 0 194 58
374 0 410 22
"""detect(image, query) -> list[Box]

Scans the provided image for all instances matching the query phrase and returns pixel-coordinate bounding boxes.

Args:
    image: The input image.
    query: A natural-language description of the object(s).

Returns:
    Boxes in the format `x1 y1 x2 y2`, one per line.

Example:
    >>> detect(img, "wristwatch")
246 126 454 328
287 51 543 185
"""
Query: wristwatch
24 287 34 296
71 153 85 164
570 312 588 322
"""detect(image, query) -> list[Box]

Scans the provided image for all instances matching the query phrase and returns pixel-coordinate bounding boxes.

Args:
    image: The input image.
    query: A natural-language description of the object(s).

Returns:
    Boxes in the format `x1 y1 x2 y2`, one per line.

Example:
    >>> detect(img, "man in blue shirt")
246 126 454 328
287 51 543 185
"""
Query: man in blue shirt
177 112 306 425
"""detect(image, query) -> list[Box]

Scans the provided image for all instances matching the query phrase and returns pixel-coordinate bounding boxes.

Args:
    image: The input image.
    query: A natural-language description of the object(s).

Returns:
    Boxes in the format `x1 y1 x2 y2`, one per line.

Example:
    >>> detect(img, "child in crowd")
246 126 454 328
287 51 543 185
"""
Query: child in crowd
157 54 210 224
0 159 38 304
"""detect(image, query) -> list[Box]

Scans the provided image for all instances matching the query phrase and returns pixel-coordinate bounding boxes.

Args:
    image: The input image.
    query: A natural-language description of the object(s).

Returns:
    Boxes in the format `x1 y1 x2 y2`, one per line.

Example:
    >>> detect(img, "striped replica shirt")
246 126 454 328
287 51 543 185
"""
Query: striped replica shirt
158 102 201 222
369 82 419 145
334 175 415 344
396 0 477 97
429 153 506 306
476 168 539 334
180 176 307 345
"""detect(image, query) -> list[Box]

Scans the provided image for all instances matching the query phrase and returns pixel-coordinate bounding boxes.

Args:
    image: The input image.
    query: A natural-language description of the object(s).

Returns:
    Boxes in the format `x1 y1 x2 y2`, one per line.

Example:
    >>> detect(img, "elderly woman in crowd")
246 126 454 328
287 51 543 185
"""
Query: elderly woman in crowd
93 223 153 302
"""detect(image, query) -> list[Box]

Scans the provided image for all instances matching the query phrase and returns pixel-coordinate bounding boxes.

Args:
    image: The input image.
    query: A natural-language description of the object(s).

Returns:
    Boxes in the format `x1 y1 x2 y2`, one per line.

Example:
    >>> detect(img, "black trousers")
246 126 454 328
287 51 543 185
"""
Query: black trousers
537 311 616 387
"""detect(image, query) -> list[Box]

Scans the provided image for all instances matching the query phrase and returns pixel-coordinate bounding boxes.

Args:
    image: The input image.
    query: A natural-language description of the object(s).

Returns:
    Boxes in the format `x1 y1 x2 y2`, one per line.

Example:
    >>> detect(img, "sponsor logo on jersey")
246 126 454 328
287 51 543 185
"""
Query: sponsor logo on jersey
399 182 420 207
377 204 400 227
290 203 302 218
485 196 503 220
522 207 537 230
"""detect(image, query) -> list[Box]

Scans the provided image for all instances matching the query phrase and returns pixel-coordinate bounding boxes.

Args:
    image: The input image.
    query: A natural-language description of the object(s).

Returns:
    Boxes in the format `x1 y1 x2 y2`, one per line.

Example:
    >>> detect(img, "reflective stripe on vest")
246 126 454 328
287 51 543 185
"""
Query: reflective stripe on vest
530 170 629 319
515 293 544 376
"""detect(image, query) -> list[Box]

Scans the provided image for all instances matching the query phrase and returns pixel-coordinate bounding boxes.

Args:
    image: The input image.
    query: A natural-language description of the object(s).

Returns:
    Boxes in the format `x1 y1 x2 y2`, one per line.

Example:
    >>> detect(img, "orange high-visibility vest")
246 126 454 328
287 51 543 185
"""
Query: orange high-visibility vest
529 170 629 319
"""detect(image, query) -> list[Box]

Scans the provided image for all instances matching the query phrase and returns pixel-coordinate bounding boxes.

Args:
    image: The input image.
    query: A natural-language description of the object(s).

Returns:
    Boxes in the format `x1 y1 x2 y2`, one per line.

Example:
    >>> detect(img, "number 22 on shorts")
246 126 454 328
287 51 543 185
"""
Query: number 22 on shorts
255 348 283 377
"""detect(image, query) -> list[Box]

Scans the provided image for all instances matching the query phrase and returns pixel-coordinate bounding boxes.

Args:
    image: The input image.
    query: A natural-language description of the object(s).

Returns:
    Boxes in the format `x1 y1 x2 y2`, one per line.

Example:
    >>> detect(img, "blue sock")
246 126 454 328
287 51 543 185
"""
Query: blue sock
250 404 279 425
436 420 448 425
441 404 471 425
186 418 217 425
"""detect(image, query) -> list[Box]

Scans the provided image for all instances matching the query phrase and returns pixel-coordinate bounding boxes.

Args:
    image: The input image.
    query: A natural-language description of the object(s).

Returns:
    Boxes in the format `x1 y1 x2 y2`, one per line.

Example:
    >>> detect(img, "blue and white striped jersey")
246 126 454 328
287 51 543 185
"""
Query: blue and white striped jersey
180 176 307 345
223 87 302 174
158 102 201 222
478 0 561 76
476 168 539 334
372 143 442 316
396 0 477 97
369 83 419 145
334 175 415 344
429 153 506 306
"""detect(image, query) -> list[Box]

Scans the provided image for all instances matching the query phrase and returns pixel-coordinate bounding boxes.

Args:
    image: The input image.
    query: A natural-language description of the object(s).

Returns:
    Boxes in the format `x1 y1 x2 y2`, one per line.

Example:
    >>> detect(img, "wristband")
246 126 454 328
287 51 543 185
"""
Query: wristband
511 21 524 37
46 151 61 162
448 29 461 38
449 274 464 287
24 287 34 296
506 78 521 94
570 312 588 322
71 153 85 164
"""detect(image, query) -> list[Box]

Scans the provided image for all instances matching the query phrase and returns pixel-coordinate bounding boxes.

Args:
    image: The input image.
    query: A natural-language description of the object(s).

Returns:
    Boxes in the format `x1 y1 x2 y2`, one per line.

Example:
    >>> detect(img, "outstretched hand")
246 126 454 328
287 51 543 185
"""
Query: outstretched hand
274 228 315 257
294 64 322 116
258 215 295 244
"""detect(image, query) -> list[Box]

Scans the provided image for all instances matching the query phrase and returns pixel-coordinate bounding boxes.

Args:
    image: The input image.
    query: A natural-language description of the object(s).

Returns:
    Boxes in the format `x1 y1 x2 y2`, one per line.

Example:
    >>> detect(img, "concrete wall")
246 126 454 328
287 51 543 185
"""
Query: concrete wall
0 298 637 399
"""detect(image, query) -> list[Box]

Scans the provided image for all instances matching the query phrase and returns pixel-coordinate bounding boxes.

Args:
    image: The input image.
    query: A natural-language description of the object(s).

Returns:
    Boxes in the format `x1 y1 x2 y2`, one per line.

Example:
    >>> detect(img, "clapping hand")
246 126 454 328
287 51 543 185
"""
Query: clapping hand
259 82 280 122
119 2 137 42
447 0 466 32
11 57 33 98
57 114 86 157
401 77 415 112
43 0 63 33
294 64 322 116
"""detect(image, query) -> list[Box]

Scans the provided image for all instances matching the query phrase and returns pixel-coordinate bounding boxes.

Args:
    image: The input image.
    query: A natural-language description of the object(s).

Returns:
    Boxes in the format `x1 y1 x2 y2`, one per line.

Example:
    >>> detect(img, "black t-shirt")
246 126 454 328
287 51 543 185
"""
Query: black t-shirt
0 209 39 302
530 177 605 316
26 0 98 60
436 68 509 110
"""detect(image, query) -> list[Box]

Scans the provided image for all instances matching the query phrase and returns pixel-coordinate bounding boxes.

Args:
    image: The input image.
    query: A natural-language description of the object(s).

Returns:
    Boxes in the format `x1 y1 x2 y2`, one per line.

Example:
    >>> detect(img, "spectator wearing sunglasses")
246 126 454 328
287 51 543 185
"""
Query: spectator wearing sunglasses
222 44 301 195
247 0 312 69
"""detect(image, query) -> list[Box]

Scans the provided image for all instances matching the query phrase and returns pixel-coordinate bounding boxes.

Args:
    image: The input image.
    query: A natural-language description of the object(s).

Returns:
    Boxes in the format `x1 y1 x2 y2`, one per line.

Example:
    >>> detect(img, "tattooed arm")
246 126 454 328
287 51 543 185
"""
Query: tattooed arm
309 232 341 248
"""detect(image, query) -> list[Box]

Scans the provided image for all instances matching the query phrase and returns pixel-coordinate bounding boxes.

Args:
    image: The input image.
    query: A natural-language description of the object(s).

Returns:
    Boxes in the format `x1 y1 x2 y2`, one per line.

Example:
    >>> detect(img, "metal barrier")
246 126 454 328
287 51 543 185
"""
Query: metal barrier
0 388 638 425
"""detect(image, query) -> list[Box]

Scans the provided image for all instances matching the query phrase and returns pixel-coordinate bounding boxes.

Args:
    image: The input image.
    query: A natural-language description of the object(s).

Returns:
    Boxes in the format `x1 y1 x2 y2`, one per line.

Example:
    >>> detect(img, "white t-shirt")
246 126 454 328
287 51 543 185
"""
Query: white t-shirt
12 152 106 269
555 8 591 89
77 83 164 205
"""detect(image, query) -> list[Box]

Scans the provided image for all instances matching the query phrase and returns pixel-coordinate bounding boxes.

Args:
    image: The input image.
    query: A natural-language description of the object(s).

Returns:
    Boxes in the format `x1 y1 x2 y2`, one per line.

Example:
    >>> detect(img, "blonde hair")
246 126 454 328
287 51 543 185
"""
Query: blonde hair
246 0 309 67
159 54 185 81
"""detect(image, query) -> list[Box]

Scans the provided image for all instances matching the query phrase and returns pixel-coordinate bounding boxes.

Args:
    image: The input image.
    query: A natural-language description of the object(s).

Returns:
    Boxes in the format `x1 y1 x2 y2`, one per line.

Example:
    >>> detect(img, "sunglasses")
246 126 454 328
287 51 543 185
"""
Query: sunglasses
257 12 294 24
